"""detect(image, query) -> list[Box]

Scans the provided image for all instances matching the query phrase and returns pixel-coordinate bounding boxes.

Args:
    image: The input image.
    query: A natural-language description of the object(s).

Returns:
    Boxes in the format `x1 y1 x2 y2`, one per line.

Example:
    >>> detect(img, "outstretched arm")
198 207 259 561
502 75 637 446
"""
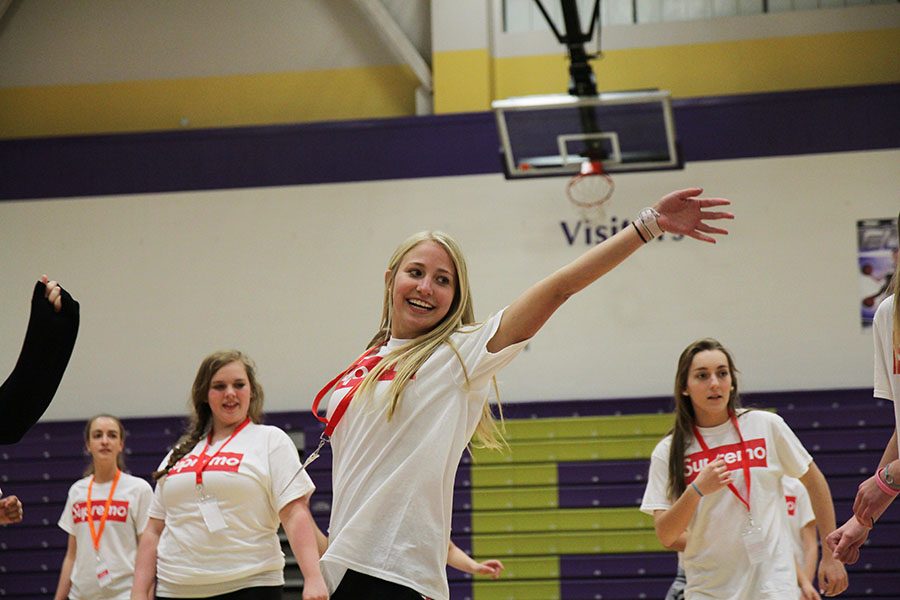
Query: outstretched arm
488 189 731 352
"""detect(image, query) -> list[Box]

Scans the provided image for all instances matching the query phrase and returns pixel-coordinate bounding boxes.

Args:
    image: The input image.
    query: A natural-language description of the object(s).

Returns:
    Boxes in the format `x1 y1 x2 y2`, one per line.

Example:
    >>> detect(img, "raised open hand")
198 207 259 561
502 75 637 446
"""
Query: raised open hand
654 187 733 243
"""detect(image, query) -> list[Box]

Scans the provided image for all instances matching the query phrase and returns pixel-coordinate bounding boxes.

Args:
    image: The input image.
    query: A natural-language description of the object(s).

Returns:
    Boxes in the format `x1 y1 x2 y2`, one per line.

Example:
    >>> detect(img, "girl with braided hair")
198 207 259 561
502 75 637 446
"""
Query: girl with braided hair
131 350 326 600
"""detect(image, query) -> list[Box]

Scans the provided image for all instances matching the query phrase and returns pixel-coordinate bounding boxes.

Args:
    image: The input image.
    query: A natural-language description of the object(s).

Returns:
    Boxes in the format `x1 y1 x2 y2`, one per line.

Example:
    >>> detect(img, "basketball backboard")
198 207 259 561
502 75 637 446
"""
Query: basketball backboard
492 90 681 179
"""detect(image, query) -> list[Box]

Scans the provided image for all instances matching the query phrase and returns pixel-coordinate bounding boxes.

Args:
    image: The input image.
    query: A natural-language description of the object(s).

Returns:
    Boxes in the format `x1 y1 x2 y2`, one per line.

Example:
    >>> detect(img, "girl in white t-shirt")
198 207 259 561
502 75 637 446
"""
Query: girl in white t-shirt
640 339 847 600
54 414 153 600
314 190 733 600
131 350 327 600
828 213 900 563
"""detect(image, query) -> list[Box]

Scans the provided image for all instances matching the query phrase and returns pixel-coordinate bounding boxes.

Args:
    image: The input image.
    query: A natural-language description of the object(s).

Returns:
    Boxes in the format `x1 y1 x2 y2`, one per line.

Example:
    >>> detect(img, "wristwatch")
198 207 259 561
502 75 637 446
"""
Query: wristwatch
884 462 900 490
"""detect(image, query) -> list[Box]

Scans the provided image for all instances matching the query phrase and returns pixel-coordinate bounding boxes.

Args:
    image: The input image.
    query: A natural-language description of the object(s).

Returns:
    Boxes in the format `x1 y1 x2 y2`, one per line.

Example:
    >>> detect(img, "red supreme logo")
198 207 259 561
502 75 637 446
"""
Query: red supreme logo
168 452 244 476
72 500 129 523
785 495 797 516
683 438 768 483
336 355 400 390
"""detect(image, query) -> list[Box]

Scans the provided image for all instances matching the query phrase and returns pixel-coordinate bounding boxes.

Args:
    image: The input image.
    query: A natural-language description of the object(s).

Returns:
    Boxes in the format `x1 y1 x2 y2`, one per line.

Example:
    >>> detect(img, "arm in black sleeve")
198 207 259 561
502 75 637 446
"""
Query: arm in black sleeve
0 281 80 444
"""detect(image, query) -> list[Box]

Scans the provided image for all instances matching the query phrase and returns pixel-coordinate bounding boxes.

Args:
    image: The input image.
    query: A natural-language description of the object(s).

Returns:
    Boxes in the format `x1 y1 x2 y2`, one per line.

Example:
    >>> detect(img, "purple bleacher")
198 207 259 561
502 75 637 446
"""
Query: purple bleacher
557 483 645 508
796 427 895 452
4 481 71 504
811 451 884 477
835 501 899 524
493 388 878 420
560 576 671 599
858 523 900 546
779 405 895 430
0 548 64 573
742 388 881 411
842 546 900 572
841 572 900 597
0 523 67 551
500 397 673 419
1 457 85 485
13 501 67 527
557 460 648 486
447 580 473 600
561 553 677 578
0 571 60 596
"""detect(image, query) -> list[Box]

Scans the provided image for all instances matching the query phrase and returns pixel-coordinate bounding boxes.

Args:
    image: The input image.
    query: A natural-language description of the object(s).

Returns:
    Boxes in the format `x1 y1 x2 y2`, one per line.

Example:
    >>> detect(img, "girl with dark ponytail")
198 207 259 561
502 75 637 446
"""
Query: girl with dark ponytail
641 339 847 599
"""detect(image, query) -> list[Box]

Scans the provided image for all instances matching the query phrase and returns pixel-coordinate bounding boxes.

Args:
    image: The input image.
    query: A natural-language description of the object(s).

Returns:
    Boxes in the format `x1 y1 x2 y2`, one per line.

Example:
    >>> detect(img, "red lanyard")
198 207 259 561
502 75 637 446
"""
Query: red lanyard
86 469 121 553
195 417 251 486
692 414 752 512
311 346 380 438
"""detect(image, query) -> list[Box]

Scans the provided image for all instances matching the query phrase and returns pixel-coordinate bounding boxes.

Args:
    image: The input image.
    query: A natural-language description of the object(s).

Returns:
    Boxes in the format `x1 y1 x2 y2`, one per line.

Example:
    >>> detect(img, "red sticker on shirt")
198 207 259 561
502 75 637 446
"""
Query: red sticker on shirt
335 354 403 390
168 451 244 476
72 499 129 523
785 495 797 516
683 438 769 483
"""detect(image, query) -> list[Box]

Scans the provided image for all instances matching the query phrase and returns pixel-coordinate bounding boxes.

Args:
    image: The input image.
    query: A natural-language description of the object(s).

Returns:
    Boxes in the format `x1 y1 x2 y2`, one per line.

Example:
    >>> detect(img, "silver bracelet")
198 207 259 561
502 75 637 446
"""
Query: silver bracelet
638 207 663 240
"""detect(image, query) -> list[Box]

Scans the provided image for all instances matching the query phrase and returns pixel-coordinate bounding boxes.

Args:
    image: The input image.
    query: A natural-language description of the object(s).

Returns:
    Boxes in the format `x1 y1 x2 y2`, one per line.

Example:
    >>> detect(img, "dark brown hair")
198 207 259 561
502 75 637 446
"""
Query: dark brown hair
666 338 743 501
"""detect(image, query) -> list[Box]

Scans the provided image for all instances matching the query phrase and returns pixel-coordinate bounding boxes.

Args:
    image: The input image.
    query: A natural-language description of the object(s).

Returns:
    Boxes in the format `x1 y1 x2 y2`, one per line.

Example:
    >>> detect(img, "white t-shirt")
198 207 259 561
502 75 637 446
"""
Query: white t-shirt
873 295 899 457
783 476 815 599
148 422 315 597
640 409 813 600
58 472 153 600
784 476 815 563
321 310 527 600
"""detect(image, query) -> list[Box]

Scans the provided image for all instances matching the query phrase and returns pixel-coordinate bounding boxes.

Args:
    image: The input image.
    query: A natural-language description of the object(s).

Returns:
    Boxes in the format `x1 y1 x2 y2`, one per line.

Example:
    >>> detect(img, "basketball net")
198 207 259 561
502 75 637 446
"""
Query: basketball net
566 160 614 224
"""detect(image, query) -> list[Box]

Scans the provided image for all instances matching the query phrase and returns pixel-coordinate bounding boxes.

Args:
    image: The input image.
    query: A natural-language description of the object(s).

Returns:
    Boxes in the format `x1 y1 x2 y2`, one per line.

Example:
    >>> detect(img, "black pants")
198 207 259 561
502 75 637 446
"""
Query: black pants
156 586 283 600
331 569 425 599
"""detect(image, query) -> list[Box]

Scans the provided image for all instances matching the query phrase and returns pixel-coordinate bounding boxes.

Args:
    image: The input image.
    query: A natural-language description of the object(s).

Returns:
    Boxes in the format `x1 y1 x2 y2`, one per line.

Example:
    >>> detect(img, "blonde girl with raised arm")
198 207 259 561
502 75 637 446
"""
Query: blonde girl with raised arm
315 189 732 600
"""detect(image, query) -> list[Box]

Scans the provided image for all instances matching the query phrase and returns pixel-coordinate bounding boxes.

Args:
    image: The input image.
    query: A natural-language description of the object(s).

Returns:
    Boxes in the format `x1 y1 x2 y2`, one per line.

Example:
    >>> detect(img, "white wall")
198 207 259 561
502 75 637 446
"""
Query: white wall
1 149 897 420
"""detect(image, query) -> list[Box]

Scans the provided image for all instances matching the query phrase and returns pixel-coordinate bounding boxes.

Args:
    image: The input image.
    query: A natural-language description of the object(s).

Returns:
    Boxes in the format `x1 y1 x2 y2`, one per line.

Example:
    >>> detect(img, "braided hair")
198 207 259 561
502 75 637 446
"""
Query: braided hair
153 350 264 481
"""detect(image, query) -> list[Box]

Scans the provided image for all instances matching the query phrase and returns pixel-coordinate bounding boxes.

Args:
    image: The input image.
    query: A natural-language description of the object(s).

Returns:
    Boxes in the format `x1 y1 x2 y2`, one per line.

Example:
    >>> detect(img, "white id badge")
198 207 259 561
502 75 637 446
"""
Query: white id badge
740 519 767 565
96 556 112 588
198 495 227 532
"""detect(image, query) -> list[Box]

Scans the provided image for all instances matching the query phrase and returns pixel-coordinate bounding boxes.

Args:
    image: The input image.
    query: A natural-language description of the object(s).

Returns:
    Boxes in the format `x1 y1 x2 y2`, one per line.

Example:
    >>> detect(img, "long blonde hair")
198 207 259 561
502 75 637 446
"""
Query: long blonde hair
153 350 265 480
354 231 505 450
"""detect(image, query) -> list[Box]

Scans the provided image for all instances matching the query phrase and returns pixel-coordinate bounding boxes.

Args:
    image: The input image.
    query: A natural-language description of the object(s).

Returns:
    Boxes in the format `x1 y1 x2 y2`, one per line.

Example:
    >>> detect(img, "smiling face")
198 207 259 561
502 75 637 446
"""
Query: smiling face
207 360 252 434
387 240 458 340
683 349 733 427
86 416 125 467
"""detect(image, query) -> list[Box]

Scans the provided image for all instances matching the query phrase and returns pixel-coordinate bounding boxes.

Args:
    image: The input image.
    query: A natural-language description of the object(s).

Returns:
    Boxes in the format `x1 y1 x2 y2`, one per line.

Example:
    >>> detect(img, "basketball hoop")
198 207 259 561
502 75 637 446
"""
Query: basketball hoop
566 160 614 223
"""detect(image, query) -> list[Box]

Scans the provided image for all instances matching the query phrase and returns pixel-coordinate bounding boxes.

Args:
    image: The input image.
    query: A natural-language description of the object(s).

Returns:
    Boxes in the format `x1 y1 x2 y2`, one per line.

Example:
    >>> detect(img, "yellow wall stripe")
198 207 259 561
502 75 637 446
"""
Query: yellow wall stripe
0 65 419 139
436 28 899 112
433 48 492 114
2 29 895 137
